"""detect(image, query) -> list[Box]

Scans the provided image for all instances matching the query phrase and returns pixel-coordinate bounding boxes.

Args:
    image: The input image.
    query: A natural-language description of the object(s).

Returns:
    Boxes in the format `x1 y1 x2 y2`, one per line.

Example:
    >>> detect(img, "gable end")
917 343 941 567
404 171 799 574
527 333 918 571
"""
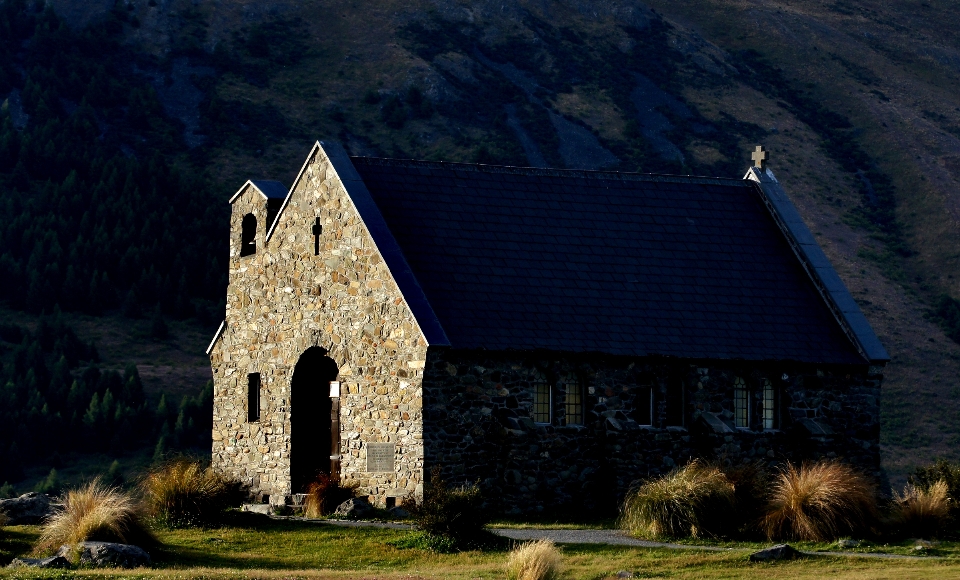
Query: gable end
264 141 450 347
746 167 889 365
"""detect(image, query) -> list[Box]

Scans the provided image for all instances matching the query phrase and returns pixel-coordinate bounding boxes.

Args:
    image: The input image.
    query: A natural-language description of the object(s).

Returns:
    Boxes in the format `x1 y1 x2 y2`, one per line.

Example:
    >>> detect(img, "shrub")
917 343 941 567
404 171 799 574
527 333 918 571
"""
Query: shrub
140 458 240 527
36 478 153 553
724 461 770 534
303 474 357 518
761 460 878 541
404 468 491 549
506 539 562 580
910 460 960 514
890 480 952 538
620 460 736 539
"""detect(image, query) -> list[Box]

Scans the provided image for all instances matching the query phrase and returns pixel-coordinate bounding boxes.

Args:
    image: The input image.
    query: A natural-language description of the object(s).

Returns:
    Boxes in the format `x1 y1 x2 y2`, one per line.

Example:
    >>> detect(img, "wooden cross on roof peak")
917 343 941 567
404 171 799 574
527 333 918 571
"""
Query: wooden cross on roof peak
751 145 768 169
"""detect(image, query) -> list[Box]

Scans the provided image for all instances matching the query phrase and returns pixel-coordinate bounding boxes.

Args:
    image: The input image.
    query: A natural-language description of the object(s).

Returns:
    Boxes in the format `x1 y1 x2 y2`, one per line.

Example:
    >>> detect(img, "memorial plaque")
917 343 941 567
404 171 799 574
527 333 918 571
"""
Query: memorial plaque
366 443 395 473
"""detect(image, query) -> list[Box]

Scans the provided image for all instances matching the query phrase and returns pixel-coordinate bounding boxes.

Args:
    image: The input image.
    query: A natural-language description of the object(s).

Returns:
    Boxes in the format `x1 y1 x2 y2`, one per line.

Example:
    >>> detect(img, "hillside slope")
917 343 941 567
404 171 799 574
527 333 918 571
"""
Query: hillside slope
6 0 960 481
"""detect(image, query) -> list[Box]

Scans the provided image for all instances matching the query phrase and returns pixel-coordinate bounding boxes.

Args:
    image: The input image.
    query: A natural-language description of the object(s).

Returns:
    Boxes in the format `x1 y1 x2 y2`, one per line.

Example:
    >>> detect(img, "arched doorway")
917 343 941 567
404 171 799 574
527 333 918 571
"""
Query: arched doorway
290 346 339 492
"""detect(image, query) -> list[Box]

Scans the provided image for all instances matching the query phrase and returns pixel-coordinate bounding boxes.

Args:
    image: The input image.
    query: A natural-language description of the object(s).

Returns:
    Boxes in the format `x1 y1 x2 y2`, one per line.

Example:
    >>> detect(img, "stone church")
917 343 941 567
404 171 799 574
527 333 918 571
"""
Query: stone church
207 141 888 513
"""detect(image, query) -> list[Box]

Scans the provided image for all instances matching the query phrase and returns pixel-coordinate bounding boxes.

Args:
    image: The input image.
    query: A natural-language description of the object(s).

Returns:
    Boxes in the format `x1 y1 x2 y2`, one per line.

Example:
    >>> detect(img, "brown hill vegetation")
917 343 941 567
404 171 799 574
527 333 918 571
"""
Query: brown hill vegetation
31 0 960 480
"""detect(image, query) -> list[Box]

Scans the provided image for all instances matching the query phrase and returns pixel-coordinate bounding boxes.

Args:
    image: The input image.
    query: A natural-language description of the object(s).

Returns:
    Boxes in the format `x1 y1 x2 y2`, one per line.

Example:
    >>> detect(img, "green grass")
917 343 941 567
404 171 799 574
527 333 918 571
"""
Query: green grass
5 515 960 578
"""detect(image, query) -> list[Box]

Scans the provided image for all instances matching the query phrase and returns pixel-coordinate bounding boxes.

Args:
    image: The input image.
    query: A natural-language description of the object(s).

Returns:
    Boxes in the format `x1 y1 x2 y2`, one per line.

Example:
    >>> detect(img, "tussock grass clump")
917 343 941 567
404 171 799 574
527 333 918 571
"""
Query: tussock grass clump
761 460 877 541
506 539 562 580
620 460 735 539
304 474 358 518
890 480 952 538
36 478 153 553
140 458 239 527
910 460 960 515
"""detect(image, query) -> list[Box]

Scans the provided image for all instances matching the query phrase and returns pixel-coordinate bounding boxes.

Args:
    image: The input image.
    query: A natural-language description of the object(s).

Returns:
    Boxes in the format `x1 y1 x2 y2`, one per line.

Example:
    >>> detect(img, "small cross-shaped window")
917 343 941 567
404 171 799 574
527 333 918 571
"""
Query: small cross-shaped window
312 217 322 256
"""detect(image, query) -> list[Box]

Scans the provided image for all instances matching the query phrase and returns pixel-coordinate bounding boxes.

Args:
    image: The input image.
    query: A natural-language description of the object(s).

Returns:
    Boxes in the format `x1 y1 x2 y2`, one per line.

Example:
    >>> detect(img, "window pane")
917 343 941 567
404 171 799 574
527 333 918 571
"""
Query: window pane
533 381 551 424
734 376 749 428
635 386 653 426
763 379 777 430
565 377 583 426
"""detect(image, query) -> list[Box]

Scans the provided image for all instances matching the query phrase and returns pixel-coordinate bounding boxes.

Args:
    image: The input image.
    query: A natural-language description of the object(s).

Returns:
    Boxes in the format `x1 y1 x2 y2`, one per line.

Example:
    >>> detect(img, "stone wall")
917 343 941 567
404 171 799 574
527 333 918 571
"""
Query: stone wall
210 146 427 505
421 348 882 516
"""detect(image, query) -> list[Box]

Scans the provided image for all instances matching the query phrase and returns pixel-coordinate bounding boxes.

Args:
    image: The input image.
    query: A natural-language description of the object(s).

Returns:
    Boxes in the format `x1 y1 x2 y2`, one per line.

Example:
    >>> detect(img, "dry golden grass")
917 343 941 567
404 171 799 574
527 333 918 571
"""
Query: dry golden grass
761 460 877 542
140 458 238 527
36 478 153 553
304 474 358 518
891 480 952 538
620 460 735 539
505 539 562 580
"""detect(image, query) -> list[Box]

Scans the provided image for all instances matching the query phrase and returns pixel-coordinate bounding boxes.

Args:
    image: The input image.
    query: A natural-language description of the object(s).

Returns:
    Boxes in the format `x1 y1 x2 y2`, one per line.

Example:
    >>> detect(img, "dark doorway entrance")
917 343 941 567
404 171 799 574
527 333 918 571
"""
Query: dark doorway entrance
290 346 339 492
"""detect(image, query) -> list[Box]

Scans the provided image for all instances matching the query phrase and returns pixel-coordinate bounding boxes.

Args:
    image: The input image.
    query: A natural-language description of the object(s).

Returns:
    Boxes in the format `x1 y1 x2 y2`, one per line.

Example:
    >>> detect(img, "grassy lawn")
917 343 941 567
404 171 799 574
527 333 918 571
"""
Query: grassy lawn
3 515 960 579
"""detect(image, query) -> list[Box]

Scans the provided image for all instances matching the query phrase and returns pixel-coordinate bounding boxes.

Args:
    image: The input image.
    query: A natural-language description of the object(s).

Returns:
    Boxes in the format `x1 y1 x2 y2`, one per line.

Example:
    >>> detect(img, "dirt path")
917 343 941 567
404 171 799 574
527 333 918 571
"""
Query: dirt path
306 518 943 561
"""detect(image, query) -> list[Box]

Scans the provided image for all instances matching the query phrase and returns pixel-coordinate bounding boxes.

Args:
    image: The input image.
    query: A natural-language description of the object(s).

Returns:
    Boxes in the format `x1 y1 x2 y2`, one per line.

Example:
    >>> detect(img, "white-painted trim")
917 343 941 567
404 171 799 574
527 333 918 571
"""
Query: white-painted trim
229 180 271 204
205 320 226 355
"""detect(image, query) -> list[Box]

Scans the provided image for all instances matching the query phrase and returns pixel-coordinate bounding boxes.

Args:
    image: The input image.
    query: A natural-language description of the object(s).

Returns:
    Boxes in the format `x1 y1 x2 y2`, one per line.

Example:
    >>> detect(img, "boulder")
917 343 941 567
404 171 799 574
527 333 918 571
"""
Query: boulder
0 492 54 525
7 556 72 569
57 542 150 569
749 544 802 562
836 539 862 548
240 503 271 515
332 498 373 519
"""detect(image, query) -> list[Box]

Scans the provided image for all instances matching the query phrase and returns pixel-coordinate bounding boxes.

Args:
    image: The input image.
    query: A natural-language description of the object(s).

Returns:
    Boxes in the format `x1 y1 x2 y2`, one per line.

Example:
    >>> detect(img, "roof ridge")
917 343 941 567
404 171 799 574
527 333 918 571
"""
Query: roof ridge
349 156 749 185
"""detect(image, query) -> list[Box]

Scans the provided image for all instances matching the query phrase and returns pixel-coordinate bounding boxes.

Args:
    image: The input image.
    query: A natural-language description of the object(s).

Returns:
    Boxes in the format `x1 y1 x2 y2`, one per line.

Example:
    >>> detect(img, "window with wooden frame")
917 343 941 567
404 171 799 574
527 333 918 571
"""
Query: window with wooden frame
762 378 778 430
247 372 261 422
564 376 583 426
531 374 552 424
635 386 654 426
734 376 749 428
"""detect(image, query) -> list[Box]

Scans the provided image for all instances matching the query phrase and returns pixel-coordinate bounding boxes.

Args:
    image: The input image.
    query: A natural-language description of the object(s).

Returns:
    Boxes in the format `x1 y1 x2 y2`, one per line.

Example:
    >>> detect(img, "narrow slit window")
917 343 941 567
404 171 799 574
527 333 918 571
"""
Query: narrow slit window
564 377 583 426
240 213 257 257
666 377 685 427
763 379 778 430
533 380 552 424
636 386 653 426
247 373 261 422
734 376 749 428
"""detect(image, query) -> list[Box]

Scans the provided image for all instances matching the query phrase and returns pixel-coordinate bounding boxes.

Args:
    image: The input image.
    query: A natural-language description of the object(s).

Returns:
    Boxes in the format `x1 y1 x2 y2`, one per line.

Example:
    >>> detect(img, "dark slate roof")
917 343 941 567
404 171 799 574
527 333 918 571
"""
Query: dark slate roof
250 180 288 199
350 158 867 365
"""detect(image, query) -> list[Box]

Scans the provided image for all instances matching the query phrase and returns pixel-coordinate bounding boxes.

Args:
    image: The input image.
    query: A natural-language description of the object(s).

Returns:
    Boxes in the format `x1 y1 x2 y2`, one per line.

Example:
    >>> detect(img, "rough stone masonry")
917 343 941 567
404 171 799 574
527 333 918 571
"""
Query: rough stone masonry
209 144 427 506
209 141 887 512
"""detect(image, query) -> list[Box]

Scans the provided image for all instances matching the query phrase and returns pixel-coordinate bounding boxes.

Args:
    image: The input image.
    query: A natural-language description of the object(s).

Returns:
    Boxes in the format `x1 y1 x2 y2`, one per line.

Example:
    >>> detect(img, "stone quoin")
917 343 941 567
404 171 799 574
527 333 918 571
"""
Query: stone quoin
207 141 888 513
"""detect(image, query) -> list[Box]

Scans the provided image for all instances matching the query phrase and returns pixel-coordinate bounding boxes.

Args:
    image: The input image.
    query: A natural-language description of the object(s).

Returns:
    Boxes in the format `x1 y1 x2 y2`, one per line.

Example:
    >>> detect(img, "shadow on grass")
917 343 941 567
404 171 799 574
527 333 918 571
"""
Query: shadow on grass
151 511 417 570
0 526 41 566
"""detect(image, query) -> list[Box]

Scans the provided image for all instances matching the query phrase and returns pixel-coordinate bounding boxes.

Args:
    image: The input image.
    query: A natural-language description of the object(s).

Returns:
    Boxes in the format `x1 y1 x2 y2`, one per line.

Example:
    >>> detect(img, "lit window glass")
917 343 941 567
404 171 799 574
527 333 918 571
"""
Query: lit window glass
533 380 551 424
565 376 583 426
734 377 749 428
763 379 777 430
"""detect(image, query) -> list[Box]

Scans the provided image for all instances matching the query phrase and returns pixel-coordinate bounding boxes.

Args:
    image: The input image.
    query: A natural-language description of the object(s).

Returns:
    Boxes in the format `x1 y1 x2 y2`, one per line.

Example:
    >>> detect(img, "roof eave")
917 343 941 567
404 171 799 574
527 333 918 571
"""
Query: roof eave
745 167 889 365
228 180 269 204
